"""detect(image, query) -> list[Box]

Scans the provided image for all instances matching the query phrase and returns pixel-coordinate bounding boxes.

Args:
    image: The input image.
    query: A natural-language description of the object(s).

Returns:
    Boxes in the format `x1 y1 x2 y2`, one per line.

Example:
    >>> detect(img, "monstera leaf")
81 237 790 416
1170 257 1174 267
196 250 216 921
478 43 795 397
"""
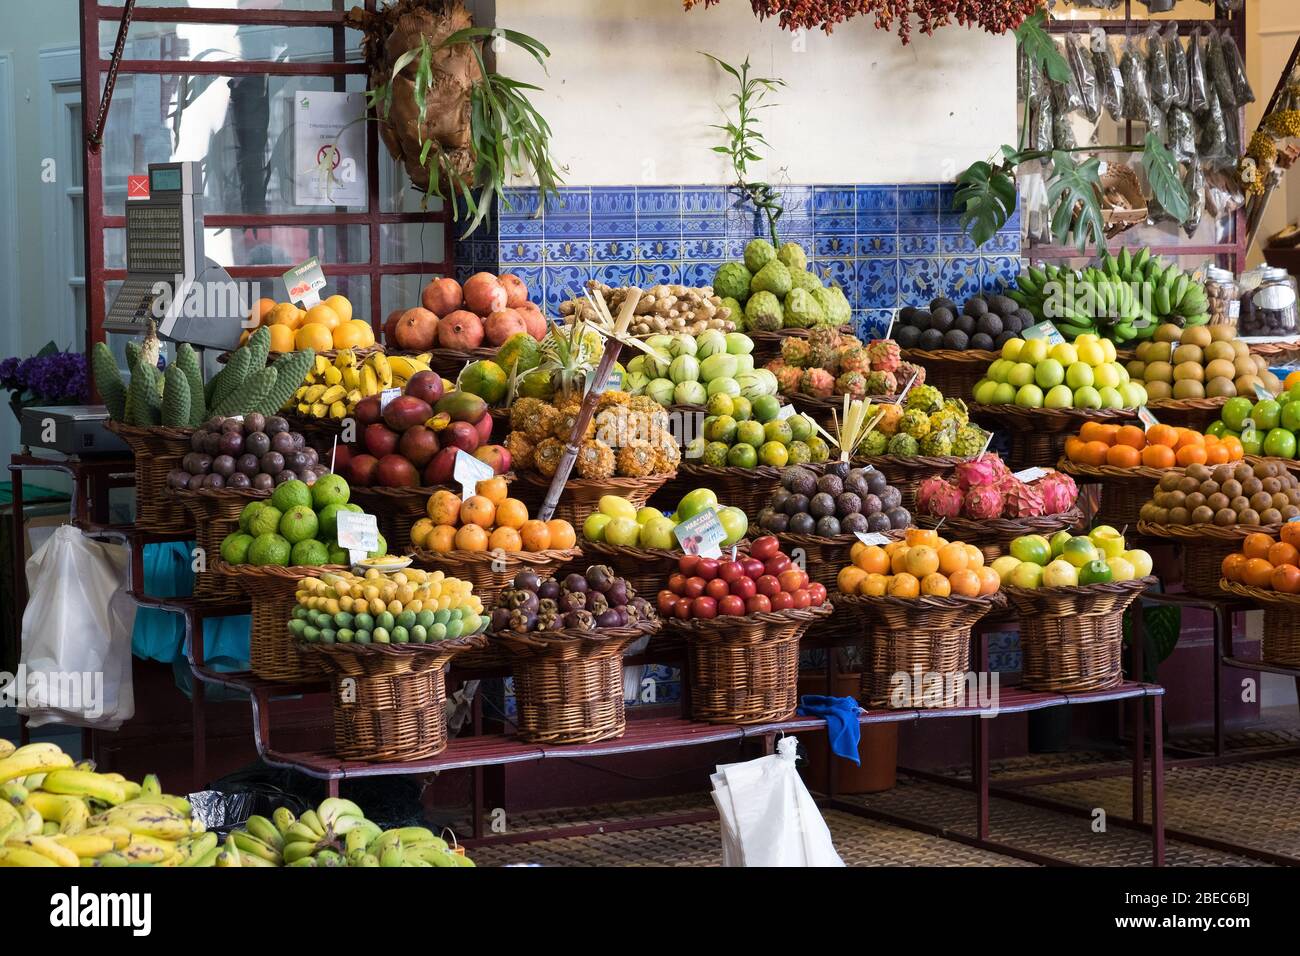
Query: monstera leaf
1046 152 1105 254
1142 132 1192 225
954 159 1019 248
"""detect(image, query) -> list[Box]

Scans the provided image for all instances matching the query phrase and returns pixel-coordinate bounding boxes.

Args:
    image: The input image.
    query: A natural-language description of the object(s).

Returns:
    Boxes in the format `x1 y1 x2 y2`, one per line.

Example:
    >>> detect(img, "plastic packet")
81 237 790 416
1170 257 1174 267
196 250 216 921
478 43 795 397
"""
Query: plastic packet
1053 109 1078 151
1200 84 1230 162
1221 87 1242 159
1139 0 1176 12
1067 33 1102 123
1147 23 1174 109
1182 163 1205 239
1168 106 1199 164
1187 27 1210 114
1051 74 1083 118
1092 28 1126 123
1220 27 1255 106
1019 42 1039 104
1205 166 1246 220
1120 32 1154 124
1033 73 1056 152
1165 23 1189 108
1205 25 1237 111
1148 104 1168 146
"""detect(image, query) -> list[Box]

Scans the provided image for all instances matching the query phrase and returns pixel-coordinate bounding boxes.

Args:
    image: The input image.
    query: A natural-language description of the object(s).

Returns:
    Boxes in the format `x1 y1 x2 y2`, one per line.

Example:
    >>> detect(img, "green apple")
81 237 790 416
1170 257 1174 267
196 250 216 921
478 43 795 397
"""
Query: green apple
705 377 740 398
1125 548 1154 578
583 512 612 542
1015 383 1045 408
599 494 638 521
990 555 1022 582
1049 529 1073 557
1009 561 1044 589
1042 559 1080 588
991 382 1017 404
1050 342 1078 366
1065 362 1095 390
1035 358 1065 389
1097 386 1124 410
1020 339 1049 365
987 360 1010 383
1206 419 1228 438
1119 381 1148 409
1044 384 1074 409
1115 363 1130 385
1106 556 1136 582
1241 429 1263 456
974 379 1001 405
1061 536 1100 568
636 506 663 525
1093 363 1121 390
640 516 678 550
1010 534 1052 565
717 506 749 546
1073 385 1102 409
1089 525 1125 558
1222 396 1253 431
1001 338 1025 362
604 516 642 547
1077 558 1114 586
1264 427 1297 460
1008 362 1036 388
677 487 719 520
1281 401 1300 433
1254 399 1281 430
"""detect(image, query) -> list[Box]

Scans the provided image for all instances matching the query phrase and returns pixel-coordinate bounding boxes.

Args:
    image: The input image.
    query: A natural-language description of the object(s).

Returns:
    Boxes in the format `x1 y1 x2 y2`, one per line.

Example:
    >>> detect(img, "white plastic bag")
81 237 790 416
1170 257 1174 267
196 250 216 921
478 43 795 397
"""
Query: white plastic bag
15 526 135 730
711 736 844 867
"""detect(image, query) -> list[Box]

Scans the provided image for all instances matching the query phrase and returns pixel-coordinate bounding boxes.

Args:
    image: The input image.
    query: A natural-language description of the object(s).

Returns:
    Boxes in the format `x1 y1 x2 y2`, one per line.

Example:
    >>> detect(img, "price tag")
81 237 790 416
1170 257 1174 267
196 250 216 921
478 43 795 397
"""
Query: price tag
283 256 327 308
776 404 797 421
853 531 892 547
1013 467 1049 482
673 509 726 559
584 367 623 394
1137 406 1160 432
1253 382 1274 402
378 387 402 412
453 449 495 500
1022 321 1066 345
336 511 379 558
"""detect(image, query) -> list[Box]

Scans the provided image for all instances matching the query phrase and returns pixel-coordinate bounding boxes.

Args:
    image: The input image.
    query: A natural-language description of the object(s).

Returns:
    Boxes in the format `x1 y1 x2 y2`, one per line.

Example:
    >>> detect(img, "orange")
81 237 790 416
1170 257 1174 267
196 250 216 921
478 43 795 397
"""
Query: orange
904 546 940 578
859 573 889 597
332 320 375 349
948 568 982 598
426 490 462 525
324 294 353 324
849 542 866 564
963 544 984 569
305 303 342 330
1106 444 1141 468
266 302 304 329
1079 422 1117 444
1221 435 1244 461
936 542 969 576
519 519 552 551
1283 522 1300 549
1272 564 1300 594
459 495 496 528
426 525 457 553
493 498 529 530
1146 424 1179 449
1141 444 1176 468
905 529 939 548
1269 541 1300 568
1204 440 1229 465
884 540 908 557
921 573 951 597
267 324 296 353
488 527 523 551
453 524 490 551
1221 552 1247 582
1081 441 1111 467
1064 437 1087 463
1243 532 1276 560
1114 425 1146 449
855 545 890 575
975 565 1001 596
250 297 276 326
1175 445 1207 467
838 566 868 595
294 322 334 351
888 572 920 599
409 517 435 550
1174 428 1205 450
546 519 577 549
476 476 510 506
1243 557 1275 588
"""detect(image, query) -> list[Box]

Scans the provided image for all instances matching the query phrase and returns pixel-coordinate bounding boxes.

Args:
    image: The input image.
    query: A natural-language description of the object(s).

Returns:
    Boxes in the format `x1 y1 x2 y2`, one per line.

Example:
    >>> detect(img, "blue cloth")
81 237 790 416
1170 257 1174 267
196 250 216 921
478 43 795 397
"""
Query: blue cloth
797 695 864 765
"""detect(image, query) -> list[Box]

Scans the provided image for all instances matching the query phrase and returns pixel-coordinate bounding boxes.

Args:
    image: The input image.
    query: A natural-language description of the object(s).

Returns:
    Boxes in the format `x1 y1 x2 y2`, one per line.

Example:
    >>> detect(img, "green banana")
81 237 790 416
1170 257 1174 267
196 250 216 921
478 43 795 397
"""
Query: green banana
299 809 326 838
245 814 283 851
282 840 319 864
272 807 297 837
231 830 281 864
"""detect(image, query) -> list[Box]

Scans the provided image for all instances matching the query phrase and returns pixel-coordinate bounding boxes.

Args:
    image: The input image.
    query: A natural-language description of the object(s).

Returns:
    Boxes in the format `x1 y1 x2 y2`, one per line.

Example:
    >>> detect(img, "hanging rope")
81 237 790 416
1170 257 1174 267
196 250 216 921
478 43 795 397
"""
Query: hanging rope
88 0 137 151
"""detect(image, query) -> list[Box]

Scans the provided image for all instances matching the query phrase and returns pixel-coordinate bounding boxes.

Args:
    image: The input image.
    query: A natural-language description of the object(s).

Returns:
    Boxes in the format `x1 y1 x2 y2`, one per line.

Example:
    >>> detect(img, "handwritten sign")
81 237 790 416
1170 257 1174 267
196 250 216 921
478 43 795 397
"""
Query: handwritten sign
283 256 326 308
453 450 495 501
776 404 797 421
853 531 892 547
1021 321 1066 345
378 387 402 413
1013 467 1049 482
336 511 379 564
673 509 726 559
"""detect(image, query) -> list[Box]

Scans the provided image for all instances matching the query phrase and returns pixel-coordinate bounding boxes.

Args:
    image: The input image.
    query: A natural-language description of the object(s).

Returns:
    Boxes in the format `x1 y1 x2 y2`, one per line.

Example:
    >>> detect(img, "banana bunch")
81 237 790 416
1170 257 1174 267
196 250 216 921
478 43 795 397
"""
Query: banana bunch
0 740 210 867
289 349 433 420
1008 248 1210 344
268 798 474 868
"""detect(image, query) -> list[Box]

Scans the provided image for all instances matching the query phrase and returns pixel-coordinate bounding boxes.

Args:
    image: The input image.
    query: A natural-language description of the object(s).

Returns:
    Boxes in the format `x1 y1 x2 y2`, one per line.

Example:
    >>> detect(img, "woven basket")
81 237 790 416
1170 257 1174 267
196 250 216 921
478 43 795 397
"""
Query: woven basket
174 488 270 602
1056 459 1163 528
513 470 675 527
833 592 1003 708
747 325 854 365
492 622 660 744
572 541 684 599
775 528 906 588
1138 521 1281 597
222 345 384 366
348 482 466 551
300 636 486 762
1247 339 1300 365
916 507 1084 562
1146 396 1229 431
211 559 346 682
969 404 1137 471
421 346 497 379
408 547 580 606
656 462 783 517
1219 580 1300 667
900 347 997 402
1002 577 1154 692
669 605 830 724
105 421 195 534
850 454 967 510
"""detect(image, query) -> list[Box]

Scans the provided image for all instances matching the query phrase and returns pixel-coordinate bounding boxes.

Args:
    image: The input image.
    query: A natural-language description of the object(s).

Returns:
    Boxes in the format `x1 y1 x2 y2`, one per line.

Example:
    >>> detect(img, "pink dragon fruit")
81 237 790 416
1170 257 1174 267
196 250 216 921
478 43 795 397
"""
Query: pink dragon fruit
964 483 1005 520
1034 469 1079 515
895 360 925 388
954 454 1000 492
800 367 836 399
866 339 901 373
917 477 964 518
998 475 1045 518
916 476 948 511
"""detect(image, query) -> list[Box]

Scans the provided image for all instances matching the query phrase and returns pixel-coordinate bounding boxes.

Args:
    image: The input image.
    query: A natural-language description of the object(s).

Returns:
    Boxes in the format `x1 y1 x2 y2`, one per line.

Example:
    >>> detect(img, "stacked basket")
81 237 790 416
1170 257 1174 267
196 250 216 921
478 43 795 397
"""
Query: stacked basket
1219 580 1300 668
104 422 195 534
175 487 268 603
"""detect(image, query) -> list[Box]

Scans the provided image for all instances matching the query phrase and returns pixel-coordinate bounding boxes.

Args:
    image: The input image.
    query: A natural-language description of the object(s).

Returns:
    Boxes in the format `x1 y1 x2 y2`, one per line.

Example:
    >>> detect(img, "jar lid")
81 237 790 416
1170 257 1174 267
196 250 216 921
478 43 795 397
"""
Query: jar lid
1261 266 1291 281
1205 266 1235 282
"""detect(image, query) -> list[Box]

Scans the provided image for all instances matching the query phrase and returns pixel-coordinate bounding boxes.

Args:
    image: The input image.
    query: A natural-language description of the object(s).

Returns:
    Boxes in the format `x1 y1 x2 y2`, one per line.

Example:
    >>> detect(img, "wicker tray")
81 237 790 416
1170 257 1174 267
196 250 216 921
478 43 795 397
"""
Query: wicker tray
1247 339 1300 365
173 487 270 603
491 622 661 744
407 546 580 605
775 528 906 589
915 507 1084 562
211 559 347 682
900 347 996 402
104 421 196 534
668 605 830 724
572 540 685 600
850 453 967 510
656 461 783 517
1219 580 1300 668
1138 521 1282 598
832 592 1003 708
421 346 497 379
747 324 854 364
1145 396 1229 431
221 344 384 365
513 470 675 527
300 636 486 762
1001 577 1154 692
1056 459 1163 528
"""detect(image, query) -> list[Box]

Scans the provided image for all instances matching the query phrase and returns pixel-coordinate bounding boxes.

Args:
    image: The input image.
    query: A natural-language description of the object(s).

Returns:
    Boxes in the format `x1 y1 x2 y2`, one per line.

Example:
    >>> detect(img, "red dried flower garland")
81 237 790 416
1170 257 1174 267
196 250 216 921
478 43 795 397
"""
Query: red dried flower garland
684 0 1045 44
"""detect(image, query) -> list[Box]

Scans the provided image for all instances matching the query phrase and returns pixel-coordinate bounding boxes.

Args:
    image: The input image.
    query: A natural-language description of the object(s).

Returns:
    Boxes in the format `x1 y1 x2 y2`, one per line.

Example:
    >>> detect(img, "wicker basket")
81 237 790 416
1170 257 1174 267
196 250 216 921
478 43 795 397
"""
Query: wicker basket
347 482 476 551
174 488 270 602
408 547 580 606
656 462 783 517
747 325 854 365
850 454 967 510
301 636 486 762
1247 339 1300 366
969 404 1137 471
513 470 675 527
1002 577 1154 692
833 592 1003 708
669 605 830 724
571 541 683 600
1138 521 1280 598
421 346 497 379
900 347 997 402
1056 459 1163 528
916 507 1084 562
211 559 345 682
492 622 659 744
1146 396 1229 432
104 421 195 534
1219 580 1300 667
222 345 385 366
776 529 906 589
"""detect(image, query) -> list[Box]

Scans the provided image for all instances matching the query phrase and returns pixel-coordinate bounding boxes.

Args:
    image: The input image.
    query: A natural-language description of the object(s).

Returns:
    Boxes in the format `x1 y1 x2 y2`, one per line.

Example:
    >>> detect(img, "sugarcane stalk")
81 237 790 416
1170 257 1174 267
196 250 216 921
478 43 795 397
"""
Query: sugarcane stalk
536 288 644 522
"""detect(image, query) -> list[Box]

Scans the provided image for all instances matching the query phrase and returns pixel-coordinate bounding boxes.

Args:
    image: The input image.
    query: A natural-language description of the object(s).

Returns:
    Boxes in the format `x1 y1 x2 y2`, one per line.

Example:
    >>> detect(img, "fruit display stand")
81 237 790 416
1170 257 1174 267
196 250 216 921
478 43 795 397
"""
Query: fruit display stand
851 453 971 511
420 346 497 380
1001 578 1154 693
514 470 675 527
349 483 465 550
102 421 196 535
574 541 693 600
663 461 783 516
1056 459 1161 528
914 508 1084 563
1137 521 1278 598
173 487 270 602
1219 580 1300 668
900 347 997 402
409 545 580 606
968 404 1136 471
1145 397 1231 432
301 637 487 762
746 324 853 366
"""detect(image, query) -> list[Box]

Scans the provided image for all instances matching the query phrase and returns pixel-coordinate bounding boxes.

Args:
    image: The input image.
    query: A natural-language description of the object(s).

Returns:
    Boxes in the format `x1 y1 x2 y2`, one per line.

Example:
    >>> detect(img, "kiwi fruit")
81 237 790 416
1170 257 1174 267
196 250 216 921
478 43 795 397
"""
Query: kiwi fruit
1231 495 1251 512
1200 480 1220 496
1207 492 1230 511
1234 355 1258 377
1178 475 1201 494
1144 360 1174 382
1172 380 1206 399
1210 324 1237 342
1251 491 1273 511
1174 361 1205 383
1221 479 1243 499
1242 476 1263 496
1236 374 1263 396
1192 505 1215 524
1240 509 1261 526
1145 381 1173 400
1234 462 1254 482
1204 358 1236 381
1232 340 1251 358
1185 492 1207 510
1173 344 1204 365
1168 507 1191 525
1204 340 1235 362
1127 360 1147 379
1262 508 1283 525
1146 341 1174 362
1284 505 1300 520
1212 464 1234 482
1187 463 1211 481
1159 472 1183 492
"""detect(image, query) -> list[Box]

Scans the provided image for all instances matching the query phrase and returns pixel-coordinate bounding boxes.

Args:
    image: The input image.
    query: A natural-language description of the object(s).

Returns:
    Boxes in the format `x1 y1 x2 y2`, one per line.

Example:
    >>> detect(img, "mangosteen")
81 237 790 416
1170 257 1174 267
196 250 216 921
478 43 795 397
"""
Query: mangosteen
245 432 271 457
227 472 252 490
841 513 869 534
274 471 296 486
762 512 790 533
770 487 791 510
312 465 329 479
203 433 223 456
204 473 226 490
212 455 237 478
784 493 810 516
836 492 863 517
297 469 317 485
596 609 622 628
244 412 266 434
514 569 542 592
606 579 629 607
507 608 536 633
490 607 512 631
538 597 558 615
844 471 870 498
260 451 285 475
815 514 842 537
564 610 597 630
587 592 611 616
265 416 289 435
205 417 225 433
238 453 260 476
252 473 275 492
585 564 616 592
538 579 561 601
271 432 296 455
303 447 320 466
788 513 816 535
166 469 188 489
630 597 654 621
188 454 212 476
559 589 587 613
780 466 800 490
291 432 305 452
564 572 590 594
286 451 309 473
506 589 540 614
809 492 836 518
757 507 776 528
817 473 844 497
885 507 912 528
825 460 851 481
190 432 207 452
219 431 244 457
879 485 903 511
865 512 891 532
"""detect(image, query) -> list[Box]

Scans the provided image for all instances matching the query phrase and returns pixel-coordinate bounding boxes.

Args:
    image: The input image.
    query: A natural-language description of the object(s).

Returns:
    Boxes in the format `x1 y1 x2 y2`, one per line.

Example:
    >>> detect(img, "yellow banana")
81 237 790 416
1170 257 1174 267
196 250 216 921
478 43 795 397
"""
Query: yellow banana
40 769 127 805
119 793 191 815
121 835 172 864
310 402 329 418
80 824 131 850
313 355 330 376
320 384 346 404
245 815 282 851
54 833 116 859
0 781 28 805
9 834 79 867
329 401 347 419
141 773 161 799
0 739 14 759
272 807 297 836
371 353 393 388
335 348 357 369
0 743 73 784
341 366 361 390
96 804 190 840
20 804 42 835
231 830 280 864
26 791 81 822
324 365 343 386
59 799 89 835
215 836 242 868
304 384 327 403
361 366 379 395
0 846 58 867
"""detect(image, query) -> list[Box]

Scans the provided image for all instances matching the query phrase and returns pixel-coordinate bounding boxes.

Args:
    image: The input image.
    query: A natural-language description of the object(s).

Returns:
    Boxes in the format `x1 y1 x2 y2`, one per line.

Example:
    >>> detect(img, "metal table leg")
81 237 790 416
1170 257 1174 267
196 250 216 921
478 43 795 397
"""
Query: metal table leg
1152 693 1165 867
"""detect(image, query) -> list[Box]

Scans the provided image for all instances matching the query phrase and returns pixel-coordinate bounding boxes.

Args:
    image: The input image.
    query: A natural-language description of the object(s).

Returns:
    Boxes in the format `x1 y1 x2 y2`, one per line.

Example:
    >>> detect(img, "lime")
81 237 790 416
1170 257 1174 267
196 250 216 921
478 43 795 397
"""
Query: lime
751 394 781 423
248 533 291 567
806 436 830 463
763 419 793 445
238 501 266 532
704 414 738 444
702 441 729 466
327 544 348 565
220 532 254 565
311 473 350 509
247 505 283 537
291 539 329 567
788 414 813 442
787 441 811 464
279 505 320 544
271 479 313 513
726 443 758 467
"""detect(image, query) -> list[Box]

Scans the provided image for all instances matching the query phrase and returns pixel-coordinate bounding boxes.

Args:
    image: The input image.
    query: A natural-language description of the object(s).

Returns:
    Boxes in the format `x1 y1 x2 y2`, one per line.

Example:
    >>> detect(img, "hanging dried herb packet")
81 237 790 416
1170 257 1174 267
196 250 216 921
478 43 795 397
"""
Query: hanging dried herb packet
1092 28 1126 123
1067 33 1101 123
1120 32 1154 124
1165 23 1189 109
1147 23 1174 109
1187 27 1210 114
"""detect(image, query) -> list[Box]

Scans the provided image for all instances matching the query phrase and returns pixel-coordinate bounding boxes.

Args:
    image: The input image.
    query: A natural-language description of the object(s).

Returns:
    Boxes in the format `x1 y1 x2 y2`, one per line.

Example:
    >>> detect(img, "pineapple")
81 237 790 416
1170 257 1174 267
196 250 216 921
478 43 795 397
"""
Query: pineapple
505 431 536 471
554 407 596 443
534 438 565 477
576 439 617 479
617 440 657 477
651 434 681 473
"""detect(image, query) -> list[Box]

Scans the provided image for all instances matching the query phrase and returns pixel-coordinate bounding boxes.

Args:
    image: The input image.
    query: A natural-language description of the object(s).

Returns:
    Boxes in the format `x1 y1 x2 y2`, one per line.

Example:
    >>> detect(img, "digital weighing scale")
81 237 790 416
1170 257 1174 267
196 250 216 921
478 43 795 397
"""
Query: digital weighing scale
103 161 245 351
20 405 128 456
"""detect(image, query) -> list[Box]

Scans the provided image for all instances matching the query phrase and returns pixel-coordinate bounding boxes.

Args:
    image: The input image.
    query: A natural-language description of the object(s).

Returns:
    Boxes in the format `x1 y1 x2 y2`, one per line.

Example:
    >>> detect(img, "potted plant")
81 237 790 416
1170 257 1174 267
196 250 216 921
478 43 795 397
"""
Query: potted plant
0 343 90 424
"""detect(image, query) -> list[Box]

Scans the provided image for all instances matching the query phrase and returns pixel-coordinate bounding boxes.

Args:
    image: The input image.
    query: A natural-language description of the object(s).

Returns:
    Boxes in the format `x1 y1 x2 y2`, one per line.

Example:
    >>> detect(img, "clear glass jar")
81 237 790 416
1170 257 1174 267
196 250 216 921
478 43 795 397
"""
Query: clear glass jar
1203 266 1240 327
1241 267 1299 337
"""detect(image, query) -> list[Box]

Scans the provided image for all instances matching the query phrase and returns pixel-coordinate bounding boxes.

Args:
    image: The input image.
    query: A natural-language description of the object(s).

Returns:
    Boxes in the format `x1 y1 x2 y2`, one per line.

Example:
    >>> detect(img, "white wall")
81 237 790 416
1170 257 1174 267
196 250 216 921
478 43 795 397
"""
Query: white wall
1247 0 1300 266
492 0 1017 186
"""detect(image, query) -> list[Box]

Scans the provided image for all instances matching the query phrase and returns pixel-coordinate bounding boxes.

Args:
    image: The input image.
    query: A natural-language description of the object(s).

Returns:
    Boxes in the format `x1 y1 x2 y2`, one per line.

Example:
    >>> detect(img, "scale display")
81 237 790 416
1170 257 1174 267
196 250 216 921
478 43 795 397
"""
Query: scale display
125 204 186 276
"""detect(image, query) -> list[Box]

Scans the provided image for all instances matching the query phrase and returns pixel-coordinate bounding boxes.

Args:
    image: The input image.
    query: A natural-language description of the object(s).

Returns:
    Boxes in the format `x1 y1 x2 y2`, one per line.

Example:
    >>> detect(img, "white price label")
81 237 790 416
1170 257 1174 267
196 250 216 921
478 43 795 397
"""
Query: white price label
1137 406 1160 432
1022 321 1066 345
283 256 327 308
776 404 797 420
1013 467 1049 482
378 387 402 412
673 509 726 559
454 450 496 500
336 511 379 553
1253 382 1274 402
853 531 892 547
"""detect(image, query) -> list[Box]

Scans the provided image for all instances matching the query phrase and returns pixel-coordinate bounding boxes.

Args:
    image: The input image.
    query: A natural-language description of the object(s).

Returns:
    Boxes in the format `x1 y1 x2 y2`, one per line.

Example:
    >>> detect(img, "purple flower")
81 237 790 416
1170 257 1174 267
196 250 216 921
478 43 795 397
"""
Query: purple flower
1 350 89 402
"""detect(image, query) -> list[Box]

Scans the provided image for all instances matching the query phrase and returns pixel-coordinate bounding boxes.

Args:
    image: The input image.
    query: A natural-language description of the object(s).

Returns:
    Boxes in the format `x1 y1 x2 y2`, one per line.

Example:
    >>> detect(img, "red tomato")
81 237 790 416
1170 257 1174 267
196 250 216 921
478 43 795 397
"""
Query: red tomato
673 598 694 620
718 595 746 616
691 596 717 619
806 582 827 606
745 594 772 614
718 561 745 583
756 574 781 597
683 576 707 598
730 576 757 599
667 573 687 596
764 555 791 578
750 535 780 560
790 588 811 609
678 554 701 576
657 589 678 615
740 558 765 580
770 591 795 611
705 578 730 600
695 557 719 581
